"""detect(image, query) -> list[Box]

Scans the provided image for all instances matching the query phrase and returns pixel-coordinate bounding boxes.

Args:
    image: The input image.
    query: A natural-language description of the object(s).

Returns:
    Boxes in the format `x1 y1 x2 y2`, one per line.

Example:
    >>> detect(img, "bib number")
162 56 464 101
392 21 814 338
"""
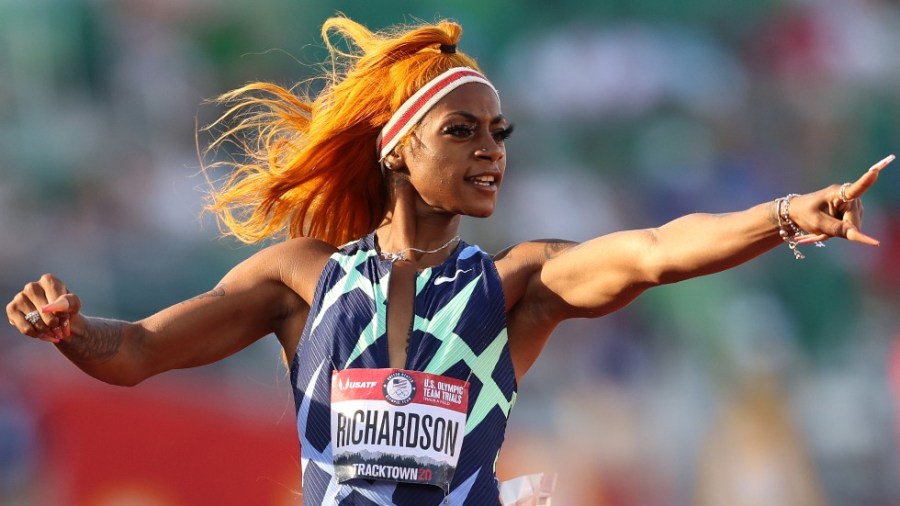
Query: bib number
331 368 469 491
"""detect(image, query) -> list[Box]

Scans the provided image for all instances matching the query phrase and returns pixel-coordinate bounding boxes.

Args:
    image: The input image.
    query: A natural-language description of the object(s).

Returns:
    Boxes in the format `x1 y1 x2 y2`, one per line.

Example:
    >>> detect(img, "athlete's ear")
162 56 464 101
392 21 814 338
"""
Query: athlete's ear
383 150 404 172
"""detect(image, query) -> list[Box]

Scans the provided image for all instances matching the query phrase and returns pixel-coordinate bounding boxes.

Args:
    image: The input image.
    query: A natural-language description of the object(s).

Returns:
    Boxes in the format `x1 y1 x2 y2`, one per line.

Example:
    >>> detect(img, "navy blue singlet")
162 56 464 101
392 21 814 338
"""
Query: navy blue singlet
289 233 518 505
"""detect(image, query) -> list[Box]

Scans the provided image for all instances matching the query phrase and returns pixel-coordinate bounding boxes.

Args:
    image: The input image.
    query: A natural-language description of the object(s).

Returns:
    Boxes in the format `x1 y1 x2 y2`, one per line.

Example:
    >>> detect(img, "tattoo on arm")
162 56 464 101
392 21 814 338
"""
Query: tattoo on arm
181 285 226 305
58 284 227 366
540 240 577 260
493 239 577 262
58 318 126 364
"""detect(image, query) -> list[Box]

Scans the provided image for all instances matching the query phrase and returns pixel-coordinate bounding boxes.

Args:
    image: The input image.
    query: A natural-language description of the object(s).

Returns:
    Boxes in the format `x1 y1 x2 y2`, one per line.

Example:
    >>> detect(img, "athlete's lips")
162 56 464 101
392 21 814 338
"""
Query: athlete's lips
464 170 502 191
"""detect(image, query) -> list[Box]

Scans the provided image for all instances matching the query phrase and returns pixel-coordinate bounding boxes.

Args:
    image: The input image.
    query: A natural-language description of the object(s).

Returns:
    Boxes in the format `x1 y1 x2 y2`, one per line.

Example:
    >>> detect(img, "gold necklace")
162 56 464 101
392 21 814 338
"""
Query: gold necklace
379 235 460 263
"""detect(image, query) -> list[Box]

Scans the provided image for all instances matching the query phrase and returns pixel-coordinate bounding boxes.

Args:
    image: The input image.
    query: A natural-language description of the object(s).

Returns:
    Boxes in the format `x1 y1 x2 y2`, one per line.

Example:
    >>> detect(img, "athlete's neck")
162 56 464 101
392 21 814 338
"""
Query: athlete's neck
377 178 461 266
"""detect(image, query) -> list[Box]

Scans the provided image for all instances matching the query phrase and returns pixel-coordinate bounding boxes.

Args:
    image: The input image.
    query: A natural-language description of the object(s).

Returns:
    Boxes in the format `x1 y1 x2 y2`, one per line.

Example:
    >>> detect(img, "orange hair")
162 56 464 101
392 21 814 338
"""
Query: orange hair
202 15 481 246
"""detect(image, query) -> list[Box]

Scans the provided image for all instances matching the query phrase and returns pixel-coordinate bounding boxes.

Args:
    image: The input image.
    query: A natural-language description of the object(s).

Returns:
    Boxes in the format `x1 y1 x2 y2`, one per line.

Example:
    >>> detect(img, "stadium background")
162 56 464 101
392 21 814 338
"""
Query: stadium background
1 0 899 504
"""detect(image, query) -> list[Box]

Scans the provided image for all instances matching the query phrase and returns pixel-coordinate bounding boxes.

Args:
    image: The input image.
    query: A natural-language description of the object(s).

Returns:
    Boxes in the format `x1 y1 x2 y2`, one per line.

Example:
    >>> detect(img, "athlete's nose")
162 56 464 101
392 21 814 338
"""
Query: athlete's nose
474 145 503 162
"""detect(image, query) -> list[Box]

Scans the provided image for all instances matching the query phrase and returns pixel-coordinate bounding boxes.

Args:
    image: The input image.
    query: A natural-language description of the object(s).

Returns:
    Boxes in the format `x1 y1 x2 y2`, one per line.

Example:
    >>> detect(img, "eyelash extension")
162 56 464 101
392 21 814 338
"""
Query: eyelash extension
493 124 514 142
442 123 515 142
443 124 476 136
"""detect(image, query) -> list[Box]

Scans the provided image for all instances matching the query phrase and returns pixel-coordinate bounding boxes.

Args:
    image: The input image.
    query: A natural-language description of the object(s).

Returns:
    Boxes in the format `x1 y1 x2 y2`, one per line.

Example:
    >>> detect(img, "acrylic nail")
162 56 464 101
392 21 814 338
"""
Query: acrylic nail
871 154 895 171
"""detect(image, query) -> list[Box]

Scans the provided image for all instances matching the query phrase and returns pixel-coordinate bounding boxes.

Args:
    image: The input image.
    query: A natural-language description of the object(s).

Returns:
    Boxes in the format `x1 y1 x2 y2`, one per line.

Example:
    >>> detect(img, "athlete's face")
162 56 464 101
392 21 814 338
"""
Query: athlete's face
392 83 511 218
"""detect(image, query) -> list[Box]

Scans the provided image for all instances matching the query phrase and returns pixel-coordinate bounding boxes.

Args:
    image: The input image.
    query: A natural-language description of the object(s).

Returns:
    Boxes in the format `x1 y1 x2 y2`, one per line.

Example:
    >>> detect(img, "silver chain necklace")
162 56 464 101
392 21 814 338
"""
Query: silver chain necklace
379 235 460 263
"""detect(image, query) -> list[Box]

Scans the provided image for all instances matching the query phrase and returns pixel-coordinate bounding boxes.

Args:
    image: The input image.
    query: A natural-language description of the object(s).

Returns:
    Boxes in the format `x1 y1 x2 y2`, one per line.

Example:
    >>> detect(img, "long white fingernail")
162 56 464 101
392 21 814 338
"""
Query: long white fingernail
872 154 895 171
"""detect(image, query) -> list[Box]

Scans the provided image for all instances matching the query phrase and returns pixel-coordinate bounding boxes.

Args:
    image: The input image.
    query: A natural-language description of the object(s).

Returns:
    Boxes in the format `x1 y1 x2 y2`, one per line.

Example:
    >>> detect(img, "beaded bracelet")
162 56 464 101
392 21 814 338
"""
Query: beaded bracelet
774 194 824 260
775 194 804 259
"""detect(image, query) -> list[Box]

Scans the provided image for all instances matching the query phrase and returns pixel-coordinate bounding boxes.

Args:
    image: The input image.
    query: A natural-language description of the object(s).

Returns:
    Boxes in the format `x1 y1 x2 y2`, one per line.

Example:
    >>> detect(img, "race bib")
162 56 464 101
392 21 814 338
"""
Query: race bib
331 368 469 491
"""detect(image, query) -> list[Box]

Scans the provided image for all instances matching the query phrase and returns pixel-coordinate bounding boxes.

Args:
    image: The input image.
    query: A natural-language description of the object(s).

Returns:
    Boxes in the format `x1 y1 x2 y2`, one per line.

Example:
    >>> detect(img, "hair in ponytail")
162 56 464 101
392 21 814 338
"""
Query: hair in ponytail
202 15 481 246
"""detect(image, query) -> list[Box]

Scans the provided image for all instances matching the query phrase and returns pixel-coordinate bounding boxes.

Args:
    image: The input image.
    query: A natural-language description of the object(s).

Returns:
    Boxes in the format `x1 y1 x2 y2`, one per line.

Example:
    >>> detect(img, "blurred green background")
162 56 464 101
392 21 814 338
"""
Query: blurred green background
1 0 899 504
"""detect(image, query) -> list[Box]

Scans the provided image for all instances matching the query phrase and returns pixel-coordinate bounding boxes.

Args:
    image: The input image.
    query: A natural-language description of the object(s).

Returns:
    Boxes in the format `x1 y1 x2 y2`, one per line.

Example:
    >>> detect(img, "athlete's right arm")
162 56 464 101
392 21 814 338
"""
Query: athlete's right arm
5 237 335 386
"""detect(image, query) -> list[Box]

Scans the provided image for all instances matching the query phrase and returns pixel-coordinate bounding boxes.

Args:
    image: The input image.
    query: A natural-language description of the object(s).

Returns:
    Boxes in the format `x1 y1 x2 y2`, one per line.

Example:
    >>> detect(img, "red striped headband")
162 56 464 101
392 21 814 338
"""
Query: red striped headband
378 67 497 161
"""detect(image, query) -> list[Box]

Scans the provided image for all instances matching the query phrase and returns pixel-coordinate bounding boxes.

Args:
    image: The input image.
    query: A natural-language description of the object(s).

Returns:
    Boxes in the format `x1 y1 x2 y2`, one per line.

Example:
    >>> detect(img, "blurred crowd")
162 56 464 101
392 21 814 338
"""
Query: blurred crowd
1 0 899 504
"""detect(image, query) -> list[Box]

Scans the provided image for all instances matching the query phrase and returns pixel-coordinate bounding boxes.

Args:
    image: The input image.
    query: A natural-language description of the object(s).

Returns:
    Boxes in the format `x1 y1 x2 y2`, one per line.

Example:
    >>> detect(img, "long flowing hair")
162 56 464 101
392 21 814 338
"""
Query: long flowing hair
202 15 481 246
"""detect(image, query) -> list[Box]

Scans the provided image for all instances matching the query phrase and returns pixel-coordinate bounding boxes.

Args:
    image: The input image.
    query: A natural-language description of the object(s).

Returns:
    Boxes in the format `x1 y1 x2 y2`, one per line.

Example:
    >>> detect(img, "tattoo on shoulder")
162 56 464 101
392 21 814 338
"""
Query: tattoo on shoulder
182 285 226 304
493 239 577 262
539 239 577 260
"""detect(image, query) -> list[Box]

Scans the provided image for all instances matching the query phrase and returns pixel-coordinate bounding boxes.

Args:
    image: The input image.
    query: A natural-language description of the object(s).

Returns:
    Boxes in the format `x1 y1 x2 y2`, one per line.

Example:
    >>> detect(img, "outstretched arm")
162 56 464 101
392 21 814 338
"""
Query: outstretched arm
6 238 333 386
538 155 893 319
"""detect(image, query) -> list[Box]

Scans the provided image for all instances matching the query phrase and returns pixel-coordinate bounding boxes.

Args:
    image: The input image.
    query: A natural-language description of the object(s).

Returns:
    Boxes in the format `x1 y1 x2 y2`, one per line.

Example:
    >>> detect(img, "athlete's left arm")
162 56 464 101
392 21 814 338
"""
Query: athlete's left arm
536 155 892 321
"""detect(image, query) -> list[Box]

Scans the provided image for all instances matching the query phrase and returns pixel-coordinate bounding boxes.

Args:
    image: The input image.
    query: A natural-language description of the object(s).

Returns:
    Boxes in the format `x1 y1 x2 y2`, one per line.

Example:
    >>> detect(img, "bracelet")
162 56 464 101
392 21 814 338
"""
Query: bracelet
775 194 805 259
774 194 824 260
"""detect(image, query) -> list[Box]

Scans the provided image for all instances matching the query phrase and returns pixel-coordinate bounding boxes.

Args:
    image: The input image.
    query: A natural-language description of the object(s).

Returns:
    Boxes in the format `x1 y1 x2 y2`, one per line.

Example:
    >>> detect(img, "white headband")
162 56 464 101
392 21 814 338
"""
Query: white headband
378 66 497 161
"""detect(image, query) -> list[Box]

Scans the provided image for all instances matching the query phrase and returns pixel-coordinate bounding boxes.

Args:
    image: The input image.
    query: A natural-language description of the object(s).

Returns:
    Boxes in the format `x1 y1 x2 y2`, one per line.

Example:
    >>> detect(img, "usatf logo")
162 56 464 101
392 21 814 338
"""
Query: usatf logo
382 371 416 406
336 377 377 391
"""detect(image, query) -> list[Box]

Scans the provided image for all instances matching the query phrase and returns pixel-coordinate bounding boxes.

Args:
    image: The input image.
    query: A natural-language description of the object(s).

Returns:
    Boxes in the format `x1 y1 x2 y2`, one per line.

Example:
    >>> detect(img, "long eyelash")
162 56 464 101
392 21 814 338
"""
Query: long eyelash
443 124 475 135
494 124 515 141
